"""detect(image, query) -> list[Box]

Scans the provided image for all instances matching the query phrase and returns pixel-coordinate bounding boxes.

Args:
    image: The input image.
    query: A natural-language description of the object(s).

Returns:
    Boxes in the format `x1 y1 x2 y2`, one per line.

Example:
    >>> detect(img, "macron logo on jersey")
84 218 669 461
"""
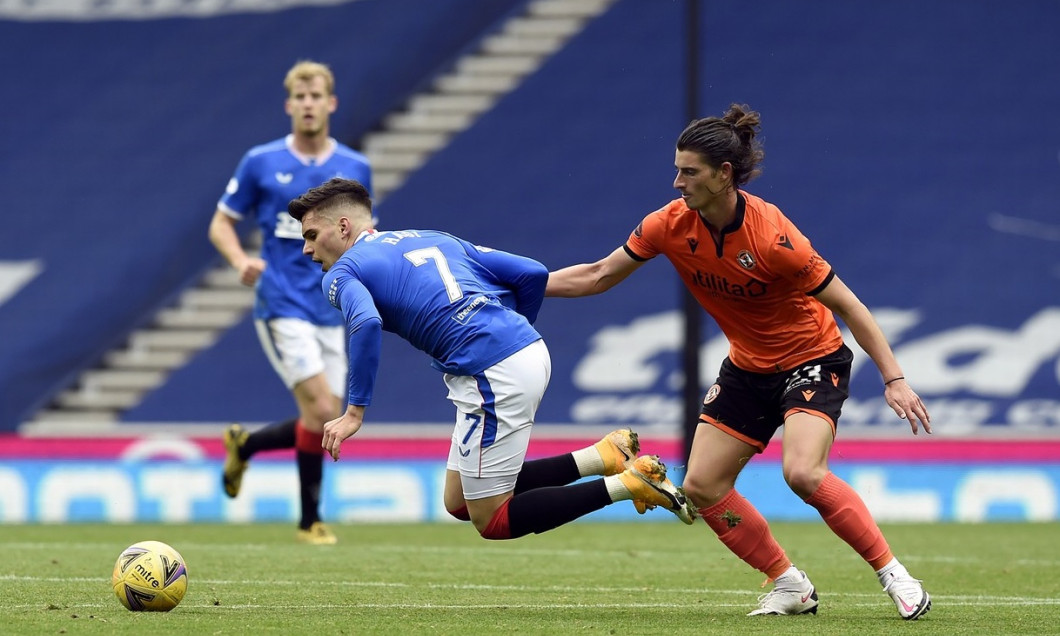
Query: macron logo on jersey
275 172 293 184
225 178 239 195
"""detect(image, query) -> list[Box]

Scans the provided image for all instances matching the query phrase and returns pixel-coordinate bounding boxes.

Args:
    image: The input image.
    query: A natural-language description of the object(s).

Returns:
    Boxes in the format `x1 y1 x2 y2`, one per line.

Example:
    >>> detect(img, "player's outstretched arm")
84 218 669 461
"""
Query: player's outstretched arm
546 247 642 298
815 276 932 435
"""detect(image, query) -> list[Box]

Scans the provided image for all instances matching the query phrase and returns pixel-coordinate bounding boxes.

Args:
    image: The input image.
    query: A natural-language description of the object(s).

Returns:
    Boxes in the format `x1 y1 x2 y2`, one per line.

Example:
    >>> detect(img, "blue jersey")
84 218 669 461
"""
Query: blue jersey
322 230 547 406
219 135 372 325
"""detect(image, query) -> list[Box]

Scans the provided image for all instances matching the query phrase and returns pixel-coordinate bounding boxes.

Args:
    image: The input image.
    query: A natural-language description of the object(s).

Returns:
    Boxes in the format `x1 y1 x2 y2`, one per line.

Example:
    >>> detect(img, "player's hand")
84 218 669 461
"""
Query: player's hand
322 412 363 461
884 379 932 435
236 257 266 286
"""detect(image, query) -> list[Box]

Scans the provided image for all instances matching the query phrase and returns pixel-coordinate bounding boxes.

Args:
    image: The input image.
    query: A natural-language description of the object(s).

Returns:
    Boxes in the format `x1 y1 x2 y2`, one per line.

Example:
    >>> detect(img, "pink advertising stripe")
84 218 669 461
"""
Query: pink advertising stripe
530 439 1060 463
0 436 447 459
1 435 1059 462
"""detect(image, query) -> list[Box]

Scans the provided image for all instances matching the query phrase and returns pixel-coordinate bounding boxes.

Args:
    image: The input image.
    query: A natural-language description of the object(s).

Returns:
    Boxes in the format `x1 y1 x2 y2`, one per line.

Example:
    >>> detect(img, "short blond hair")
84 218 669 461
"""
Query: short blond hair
283 60 335 96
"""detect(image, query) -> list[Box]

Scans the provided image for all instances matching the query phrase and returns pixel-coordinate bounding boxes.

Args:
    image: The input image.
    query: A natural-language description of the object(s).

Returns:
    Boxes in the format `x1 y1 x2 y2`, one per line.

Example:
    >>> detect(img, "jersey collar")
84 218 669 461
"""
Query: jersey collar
285 134 337 166
700 191 746 257
722 190 747 234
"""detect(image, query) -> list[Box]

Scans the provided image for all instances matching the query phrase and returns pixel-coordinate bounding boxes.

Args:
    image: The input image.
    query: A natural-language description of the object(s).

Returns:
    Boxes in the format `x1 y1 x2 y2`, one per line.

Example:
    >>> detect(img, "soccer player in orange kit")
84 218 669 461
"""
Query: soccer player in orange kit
546 103 932 620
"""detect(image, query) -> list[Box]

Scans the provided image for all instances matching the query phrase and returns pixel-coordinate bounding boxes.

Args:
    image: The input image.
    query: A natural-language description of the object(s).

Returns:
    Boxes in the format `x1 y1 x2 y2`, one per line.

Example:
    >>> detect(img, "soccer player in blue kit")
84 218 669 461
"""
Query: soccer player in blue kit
288 178 696 537
208 61 372 545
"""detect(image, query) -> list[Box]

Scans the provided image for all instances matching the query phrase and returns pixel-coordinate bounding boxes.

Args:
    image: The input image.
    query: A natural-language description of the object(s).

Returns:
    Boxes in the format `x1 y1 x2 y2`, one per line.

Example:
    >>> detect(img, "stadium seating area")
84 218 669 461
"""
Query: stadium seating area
2 0 1058 432
0 0 526 428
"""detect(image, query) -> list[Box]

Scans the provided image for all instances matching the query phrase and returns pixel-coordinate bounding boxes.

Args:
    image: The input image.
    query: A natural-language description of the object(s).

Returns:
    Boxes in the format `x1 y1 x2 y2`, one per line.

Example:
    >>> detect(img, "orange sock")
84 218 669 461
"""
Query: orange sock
700 489 790 580
804 472 893 570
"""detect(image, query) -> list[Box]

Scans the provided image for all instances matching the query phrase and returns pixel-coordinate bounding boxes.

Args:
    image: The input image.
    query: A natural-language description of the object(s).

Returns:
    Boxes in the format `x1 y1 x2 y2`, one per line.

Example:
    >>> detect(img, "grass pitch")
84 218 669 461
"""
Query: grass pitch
2 521 1057 635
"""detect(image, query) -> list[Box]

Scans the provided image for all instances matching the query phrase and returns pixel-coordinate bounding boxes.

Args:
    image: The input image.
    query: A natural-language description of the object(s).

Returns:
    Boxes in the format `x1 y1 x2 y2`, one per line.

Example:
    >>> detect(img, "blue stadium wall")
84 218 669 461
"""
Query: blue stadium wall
0 0 527 429
2 0 1059 439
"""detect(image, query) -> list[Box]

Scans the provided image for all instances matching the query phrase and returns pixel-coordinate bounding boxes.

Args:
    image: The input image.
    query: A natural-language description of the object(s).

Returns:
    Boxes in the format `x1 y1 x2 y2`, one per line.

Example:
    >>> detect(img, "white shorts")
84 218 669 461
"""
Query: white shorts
445 339 551 500
254 317 346 397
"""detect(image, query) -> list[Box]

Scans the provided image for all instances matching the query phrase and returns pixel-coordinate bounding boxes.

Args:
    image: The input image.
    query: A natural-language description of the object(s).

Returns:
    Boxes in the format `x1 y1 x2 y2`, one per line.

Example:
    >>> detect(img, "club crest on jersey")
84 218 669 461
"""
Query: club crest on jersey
736 250 756 270
703 384 721 404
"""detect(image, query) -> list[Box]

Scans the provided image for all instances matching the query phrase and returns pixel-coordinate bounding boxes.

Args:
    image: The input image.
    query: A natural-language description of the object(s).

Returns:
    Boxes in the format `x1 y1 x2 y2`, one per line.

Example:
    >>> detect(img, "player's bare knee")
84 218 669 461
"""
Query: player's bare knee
301 403 337 431
782 464 825 497
680 477 706 506
681 474 727 507
471 514 493 536
465 498 508 538
442 484 465 512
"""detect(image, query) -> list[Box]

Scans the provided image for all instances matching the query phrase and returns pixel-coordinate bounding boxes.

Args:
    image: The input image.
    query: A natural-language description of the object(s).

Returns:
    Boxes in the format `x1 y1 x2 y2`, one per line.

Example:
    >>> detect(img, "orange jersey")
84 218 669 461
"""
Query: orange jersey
625 191 843 372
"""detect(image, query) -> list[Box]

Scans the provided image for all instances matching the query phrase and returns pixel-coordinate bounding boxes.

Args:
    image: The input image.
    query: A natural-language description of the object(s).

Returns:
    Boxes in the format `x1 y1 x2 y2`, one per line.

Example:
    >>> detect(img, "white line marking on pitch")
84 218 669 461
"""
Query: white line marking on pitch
2 574 1059 607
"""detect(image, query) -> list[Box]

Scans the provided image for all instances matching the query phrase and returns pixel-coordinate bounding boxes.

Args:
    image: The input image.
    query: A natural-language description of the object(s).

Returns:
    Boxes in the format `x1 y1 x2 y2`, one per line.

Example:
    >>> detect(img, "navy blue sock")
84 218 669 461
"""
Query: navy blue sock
514 455 580 493
241 417 296 460
297 449 323 529
506 479 611 538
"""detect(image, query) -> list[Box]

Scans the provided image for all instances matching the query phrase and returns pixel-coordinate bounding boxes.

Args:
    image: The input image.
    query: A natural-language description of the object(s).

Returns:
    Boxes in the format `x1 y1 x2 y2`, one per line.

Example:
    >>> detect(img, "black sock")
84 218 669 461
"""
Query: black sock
241 418 297 460
514 455 581 493
506 479 611 538
297 449 324 529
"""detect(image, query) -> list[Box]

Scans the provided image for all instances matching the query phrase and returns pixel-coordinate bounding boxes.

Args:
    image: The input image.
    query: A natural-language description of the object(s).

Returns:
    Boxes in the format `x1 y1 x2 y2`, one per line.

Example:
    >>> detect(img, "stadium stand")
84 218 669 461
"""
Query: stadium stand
0 0 530 430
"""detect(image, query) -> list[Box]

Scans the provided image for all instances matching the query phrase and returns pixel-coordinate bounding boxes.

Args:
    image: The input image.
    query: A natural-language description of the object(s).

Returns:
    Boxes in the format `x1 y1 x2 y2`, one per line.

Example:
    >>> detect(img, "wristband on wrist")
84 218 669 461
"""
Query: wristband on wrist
884 376 905 386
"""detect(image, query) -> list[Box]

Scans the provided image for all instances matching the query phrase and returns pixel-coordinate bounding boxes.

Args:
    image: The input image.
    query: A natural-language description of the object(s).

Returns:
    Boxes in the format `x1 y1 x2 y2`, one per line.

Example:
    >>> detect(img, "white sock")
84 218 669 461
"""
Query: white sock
571 445 605 477
774 564 801 583
876 557 904 581
604 475 630 502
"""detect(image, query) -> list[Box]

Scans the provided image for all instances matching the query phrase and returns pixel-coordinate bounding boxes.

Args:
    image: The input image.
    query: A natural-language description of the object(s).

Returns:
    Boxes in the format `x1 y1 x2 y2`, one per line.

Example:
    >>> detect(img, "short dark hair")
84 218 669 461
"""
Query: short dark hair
676 103 765 186
288 178 372 221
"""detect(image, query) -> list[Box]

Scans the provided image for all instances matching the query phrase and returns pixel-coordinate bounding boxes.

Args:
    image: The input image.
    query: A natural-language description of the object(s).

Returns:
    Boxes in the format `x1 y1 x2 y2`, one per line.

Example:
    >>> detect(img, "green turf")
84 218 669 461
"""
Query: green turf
2 521 1057 635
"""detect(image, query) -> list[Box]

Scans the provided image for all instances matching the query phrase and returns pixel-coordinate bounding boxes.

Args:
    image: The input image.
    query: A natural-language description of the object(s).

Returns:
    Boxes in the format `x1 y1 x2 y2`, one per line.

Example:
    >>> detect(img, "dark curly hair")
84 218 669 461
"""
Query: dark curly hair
676 103 765 186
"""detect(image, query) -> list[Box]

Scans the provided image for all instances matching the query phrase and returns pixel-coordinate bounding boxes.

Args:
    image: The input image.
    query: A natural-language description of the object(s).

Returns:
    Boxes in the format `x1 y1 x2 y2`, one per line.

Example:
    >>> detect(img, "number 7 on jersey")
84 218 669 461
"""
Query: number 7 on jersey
404 247 463 302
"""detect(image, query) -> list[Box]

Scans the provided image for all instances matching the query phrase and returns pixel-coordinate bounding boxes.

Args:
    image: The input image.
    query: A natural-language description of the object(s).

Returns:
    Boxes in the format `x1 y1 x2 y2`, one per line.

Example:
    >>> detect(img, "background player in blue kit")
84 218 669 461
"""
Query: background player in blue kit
207 61 372 545
287 178 695 539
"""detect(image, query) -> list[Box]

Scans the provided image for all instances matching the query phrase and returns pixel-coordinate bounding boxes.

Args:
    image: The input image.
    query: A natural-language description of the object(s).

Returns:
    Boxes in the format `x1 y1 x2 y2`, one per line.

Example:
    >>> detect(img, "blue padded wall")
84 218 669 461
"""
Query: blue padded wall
0 0 526 429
